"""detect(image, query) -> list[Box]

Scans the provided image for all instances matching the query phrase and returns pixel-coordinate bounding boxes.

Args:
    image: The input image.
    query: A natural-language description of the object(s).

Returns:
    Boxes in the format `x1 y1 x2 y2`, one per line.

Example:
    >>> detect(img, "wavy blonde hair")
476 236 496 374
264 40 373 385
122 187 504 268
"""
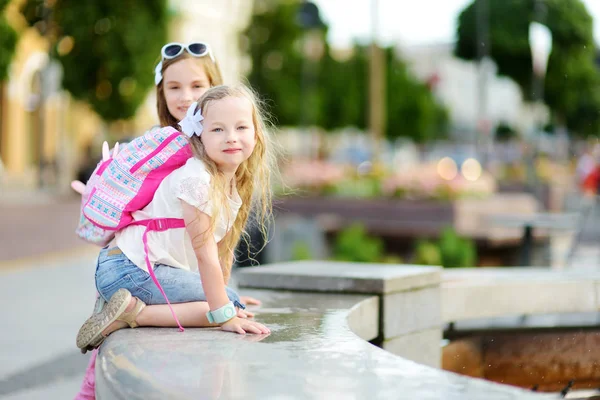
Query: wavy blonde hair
156 52 224 129
186 84 278 283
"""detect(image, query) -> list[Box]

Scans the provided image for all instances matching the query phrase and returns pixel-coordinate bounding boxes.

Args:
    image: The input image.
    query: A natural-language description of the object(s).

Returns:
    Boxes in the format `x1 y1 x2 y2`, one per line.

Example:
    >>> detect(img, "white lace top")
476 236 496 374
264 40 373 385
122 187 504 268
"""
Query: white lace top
115 158 242 273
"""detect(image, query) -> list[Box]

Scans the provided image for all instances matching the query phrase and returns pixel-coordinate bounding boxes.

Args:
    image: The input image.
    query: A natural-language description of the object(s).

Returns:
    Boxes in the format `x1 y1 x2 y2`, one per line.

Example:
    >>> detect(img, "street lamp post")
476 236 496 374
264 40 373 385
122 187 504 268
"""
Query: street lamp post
475 0 491 167
297 1 324 160
528 2 552 205
369 0 385 164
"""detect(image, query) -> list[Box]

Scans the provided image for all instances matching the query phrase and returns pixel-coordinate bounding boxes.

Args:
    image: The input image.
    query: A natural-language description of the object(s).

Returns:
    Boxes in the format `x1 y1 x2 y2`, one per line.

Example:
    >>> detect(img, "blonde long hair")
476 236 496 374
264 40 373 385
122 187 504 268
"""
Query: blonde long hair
187 84 278 282
156 52 224 129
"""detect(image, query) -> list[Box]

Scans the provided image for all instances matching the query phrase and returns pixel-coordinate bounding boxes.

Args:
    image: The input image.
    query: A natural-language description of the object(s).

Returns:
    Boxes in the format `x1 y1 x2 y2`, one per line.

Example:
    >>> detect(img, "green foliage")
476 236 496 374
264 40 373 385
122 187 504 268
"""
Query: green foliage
21 0 169 121
414 227 476 268
545 46 600 136
456 0 533 96
244 0 449 143
379 254 403 264
327 176 382 198
0 1 18 82
455 0 600 137
439 227 477 268
244 0 309 127
291 241 313 261
318 50 368 130
414 240 442 266
384 47 449 143
332 223 384 263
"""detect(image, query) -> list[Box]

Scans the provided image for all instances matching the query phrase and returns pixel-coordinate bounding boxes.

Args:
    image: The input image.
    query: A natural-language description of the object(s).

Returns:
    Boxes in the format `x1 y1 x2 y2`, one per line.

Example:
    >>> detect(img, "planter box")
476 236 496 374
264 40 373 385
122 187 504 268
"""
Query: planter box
268 194 547 266
274 196 454 237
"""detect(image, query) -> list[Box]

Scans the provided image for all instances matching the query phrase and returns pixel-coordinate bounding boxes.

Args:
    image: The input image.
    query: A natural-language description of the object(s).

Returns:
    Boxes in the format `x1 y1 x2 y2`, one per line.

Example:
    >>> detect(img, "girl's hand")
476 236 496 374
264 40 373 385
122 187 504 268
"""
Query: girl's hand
237 308 255 319
221 317 270 335
239 295 262 306
71 180 87 195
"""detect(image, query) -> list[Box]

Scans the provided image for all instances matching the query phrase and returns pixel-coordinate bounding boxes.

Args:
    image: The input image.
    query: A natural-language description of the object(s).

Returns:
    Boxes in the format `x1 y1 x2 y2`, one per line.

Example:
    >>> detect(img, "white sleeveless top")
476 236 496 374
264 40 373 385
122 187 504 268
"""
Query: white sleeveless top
116 158 242 273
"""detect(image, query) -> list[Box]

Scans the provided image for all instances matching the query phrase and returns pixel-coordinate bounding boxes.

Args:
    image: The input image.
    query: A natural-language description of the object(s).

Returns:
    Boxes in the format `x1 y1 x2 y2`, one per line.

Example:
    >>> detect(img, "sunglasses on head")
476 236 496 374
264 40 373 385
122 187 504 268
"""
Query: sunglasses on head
155 42 215 85
160 42 215 63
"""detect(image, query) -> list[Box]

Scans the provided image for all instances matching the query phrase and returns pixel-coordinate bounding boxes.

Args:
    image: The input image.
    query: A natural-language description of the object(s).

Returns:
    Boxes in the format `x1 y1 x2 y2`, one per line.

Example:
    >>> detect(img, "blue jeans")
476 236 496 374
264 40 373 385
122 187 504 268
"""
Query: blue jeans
95 246 244 309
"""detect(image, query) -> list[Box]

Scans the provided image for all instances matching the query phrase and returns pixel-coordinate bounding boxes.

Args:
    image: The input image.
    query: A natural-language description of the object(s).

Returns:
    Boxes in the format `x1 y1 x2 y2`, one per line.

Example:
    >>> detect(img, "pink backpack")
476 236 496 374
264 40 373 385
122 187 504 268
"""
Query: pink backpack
76 125 192 330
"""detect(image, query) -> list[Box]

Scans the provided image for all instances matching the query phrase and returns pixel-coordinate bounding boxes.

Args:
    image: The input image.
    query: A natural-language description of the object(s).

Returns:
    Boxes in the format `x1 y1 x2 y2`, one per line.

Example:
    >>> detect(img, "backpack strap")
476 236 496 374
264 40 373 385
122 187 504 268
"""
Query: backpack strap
130 218 186 332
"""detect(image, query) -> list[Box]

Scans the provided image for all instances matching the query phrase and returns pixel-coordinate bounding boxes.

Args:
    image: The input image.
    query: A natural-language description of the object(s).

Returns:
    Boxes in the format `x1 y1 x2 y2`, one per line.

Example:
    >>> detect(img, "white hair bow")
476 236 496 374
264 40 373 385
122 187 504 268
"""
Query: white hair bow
154 61 163 85
154 61 162 86
179 102 204 137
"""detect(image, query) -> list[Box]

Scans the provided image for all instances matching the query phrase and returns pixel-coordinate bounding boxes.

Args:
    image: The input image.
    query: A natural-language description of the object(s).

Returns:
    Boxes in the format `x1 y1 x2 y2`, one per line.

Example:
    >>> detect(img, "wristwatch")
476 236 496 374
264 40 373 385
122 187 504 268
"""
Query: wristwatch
206 301 236 324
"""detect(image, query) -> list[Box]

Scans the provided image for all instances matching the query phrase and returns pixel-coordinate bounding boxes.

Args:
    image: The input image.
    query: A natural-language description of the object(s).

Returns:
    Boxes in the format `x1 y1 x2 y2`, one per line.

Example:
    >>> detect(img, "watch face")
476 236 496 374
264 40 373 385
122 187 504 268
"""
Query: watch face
225 307 235 318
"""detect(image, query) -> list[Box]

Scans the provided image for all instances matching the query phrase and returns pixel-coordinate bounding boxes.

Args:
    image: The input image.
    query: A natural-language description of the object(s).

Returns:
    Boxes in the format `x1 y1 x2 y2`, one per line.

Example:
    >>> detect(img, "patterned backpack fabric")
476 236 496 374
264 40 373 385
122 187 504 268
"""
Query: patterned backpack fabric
76 126 192 246
76 126 193 331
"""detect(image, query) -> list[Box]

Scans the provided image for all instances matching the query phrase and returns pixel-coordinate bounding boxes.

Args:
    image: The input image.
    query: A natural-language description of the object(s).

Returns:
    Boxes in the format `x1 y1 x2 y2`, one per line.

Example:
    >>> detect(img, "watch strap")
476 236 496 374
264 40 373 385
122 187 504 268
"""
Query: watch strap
206 301 236 324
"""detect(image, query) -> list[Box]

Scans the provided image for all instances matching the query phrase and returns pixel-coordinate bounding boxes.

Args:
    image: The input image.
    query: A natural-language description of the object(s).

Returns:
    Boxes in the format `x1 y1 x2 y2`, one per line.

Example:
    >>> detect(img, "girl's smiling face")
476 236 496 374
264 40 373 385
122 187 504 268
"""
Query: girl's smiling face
163 58 210 121
200 96 257 174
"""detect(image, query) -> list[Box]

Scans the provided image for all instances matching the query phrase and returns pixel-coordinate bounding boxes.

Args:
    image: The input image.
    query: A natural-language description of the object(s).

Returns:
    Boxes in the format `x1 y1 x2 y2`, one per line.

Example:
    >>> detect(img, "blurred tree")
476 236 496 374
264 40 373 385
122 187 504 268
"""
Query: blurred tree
0 0 18 155
20 0 169 122
0 0 18 82
244 0 310 127
455 0 600 136
384 47 449 143
318 49 368 130
244 0 448 143
545 46 600 136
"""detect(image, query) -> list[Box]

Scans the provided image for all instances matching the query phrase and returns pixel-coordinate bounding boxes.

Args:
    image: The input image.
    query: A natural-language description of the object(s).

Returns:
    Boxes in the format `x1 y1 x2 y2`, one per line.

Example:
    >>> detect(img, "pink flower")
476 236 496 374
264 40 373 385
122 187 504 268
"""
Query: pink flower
282 160 345 189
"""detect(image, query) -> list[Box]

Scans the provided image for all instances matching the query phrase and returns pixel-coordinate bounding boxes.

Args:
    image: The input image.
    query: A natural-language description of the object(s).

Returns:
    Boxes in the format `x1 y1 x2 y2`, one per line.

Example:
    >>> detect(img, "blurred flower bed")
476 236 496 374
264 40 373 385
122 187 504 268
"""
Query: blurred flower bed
279 159 497 201
494 157 574 185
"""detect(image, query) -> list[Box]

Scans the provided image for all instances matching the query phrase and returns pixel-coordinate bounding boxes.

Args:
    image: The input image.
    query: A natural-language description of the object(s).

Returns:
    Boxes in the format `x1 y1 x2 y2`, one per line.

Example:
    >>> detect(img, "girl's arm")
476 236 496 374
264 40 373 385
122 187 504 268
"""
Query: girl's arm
181 200 231 311
181 200 269 334
216 231 234 284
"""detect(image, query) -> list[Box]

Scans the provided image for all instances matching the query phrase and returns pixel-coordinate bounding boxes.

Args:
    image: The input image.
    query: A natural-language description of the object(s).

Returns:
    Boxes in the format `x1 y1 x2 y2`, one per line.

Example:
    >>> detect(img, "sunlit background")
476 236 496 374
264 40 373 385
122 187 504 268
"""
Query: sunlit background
2 0 599 215
3 0 600 397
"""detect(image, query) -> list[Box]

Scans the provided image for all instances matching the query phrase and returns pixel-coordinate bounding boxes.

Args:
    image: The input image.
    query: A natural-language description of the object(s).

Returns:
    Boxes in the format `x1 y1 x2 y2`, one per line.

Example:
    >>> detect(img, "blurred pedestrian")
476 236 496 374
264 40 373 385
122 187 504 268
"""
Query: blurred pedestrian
576 146 596 189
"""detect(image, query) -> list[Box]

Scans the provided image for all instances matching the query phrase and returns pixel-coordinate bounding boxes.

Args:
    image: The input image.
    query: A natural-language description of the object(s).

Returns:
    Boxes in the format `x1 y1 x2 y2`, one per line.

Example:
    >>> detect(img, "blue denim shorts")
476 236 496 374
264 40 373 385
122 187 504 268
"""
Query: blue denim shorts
95 246 244 309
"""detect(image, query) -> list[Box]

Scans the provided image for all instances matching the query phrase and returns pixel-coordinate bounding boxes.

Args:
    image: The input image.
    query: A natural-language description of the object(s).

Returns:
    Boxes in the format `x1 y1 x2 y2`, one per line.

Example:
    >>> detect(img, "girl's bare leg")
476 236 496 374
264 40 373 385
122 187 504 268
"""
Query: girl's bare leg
102 299 212 335
137 301 212 327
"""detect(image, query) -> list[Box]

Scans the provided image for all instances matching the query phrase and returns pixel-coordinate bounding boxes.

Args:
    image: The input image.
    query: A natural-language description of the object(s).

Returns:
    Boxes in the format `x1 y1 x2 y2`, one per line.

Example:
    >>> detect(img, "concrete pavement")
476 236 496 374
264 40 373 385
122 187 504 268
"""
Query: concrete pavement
0 193 89 263
0 247 98 399
0 190 100 398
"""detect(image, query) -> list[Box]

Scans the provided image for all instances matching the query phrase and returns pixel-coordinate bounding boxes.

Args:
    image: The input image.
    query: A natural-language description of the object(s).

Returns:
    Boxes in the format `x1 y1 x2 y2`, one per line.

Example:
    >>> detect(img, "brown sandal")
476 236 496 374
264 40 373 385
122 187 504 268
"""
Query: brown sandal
76 288 146 351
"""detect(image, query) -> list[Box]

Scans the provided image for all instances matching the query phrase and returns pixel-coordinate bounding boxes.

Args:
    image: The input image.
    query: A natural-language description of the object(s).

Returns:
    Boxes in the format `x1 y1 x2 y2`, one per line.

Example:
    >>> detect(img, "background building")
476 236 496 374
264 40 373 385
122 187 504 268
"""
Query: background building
399 42 545 142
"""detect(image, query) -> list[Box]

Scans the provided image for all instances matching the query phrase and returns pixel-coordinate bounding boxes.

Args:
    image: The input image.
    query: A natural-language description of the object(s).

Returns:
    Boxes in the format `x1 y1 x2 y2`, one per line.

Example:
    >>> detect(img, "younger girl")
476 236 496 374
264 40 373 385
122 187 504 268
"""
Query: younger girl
76 83 274 347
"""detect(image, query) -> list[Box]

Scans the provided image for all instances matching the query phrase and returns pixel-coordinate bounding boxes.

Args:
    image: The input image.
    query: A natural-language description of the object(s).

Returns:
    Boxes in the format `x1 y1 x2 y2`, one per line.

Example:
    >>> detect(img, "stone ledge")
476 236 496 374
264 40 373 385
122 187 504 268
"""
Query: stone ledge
238 261 444 368
442 268 600 323
346 295 379 341
384 286 441 338
383 328 442 368
237 261 440 294
96 289 553 400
